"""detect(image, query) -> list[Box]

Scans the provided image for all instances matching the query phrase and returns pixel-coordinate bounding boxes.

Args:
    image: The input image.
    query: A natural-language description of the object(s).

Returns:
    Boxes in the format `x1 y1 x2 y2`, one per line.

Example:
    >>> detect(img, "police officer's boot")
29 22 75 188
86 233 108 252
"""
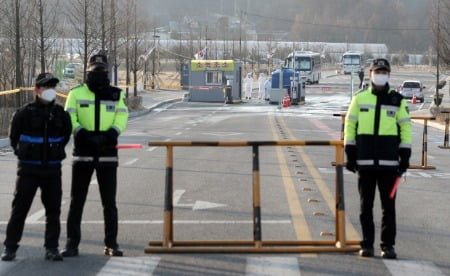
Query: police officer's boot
104 246 123 257
45 248 63 261
1 248 16 261
381 246 397 259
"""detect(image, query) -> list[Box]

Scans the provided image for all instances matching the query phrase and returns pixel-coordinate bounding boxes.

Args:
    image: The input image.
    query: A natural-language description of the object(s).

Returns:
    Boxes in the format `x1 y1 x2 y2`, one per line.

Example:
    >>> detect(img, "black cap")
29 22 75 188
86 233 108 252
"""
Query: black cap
35 73 59 87
87 50 108 72
369 58 391 72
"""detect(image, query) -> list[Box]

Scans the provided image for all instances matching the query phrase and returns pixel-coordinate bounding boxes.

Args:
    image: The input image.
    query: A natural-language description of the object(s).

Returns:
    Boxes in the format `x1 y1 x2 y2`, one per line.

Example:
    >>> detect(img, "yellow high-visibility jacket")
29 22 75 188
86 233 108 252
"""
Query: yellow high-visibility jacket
344 86 411 171
65 84 128 164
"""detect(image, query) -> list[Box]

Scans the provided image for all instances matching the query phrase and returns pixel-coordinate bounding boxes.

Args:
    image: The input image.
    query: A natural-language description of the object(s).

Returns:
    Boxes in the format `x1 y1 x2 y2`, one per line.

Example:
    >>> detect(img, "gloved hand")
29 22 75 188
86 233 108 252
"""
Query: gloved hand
346 159 358 173
345 144 358 173
104 128 119 146
398 148 411 175
88 134 107 147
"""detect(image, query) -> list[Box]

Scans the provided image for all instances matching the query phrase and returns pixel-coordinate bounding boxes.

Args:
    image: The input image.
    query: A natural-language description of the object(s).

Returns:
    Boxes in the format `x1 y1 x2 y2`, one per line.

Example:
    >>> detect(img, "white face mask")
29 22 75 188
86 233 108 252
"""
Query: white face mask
372 74 389 86
40 88 56 102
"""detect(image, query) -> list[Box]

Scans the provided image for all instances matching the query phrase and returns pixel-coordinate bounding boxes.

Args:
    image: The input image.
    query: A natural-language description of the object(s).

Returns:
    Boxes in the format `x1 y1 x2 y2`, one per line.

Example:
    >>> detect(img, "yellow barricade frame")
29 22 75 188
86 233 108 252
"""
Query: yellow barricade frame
145 140 360 254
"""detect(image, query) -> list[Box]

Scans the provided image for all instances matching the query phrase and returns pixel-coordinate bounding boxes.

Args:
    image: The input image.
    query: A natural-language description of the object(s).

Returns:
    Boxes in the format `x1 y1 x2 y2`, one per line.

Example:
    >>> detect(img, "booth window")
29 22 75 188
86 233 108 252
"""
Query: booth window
206 71 223 85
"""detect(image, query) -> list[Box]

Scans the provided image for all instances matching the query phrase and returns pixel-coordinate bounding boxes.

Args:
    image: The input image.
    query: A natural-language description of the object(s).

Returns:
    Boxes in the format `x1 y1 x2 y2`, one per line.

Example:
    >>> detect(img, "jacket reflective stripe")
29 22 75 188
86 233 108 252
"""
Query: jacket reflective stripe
99 157 118 162
357 160 399 166
347 115 358 121
19 160 61 165
19 135 64 143
379 160 399 166
381 105 399 112
397 117 411 124
72 156 118 162
66 108 77 113
399 143 412 148
357 160 374 165
73 156 94 162
101 100 119 105
116 108 128 113
77 100 95 105
359 104 375 109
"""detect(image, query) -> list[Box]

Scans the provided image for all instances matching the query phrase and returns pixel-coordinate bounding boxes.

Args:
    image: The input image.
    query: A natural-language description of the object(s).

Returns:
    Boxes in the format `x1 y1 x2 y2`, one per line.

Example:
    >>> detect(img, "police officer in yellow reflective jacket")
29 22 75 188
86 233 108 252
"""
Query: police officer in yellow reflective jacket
344 58 411 259
62 51 128 257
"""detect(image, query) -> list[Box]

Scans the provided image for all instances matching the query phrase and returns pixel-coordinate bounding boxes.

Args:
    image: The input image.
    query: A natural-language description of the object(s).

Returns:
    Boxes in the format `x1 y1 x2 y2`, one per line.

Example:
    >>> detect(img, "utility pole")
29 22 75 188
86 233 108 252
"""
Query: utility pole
152 30 160 90
436 0 441 107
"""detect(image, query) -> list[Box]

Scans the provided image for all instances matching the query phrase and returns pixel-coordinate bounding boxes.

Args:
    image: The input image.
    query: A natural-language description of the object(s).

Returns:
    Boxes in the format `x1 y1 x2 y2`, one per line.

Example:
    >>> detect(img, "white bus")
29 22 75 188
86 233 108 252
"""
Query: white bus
284 51 321 84
342 52 364 74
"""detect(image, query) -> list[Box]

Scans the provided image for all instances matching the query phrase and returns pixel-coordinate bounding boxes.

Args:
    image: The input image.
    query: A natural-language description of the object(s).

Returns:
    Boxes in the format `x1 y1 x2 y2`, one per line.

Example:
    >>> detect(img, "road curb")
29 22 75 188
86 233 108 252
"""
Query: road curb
129 97 182 118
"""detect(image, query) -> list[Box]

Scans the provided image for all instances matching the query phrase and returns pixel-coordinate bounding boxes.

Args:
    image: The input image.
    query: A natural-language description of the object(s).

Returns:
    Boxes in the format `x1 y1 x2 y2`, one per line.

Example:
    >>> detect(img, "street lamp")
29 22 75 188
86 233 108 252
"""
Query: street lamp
152 34 160 89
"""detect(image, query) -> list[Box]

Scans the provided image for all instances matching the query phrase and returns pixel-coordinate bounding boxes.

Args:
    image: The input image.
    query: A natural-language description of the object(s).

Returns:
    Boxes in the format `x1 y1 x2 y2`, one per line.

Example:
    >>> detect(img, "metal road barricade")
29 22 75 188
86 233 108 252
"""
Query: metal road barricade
333 113 436 170
145 140 360 254
438 111 450 149
409 115 436 169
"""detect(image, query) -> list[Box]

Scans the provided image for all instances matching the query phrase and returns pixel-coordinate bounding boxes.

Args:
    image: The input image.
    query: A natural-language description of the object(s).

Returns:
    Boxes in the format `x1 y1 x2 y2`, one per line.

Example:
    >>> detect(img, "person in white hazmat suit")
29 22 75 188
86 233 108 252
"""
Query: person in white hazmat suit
264 77 271 101
244 73 253 100
257 73 267 100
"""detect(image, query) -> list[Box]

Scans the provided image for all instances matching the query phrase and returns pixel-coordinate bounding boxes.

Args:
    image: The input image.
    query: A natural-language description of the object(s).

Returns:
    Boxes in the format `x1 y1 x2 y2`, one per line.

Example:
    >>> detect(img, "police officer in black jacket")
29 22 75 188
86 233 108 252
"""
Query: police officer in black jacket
1 73 72 261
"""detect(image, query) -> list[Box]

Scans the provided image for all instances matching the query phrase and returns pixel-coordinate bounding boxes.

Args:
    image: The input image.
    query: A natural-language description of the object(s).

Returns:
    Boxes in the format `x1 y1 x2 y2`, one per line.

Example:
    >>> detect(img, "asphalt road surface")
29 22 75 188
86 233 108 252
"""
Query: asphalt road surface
0 70 449 275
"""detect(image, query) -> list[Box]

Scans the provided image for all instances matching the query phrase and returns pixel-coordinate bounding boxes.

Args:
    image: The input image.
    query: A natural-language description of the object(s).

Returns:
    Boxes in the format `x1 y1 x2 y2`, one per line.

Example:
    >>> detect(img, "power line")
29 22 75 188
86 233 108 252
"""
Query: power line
244 11 431 32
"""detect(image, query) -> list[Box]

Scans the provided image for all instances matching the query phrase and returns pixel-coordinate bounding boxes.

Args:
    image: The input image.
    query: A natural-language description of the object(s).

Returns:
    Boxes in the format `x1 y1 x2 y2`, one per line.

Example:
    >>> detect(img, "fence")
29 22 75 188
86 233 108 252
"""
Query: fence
145 140 360 254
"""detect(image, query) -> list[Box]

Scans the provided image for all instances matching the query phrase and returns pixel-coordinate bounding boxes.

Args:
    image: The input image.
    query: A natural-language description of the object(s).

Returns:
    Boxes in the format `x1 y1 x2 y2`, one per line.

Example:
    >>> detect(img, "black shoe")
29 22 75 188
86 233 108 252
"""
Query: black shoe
358 247 374 257
45 248 63 261
104 246 123 257
1 248 16 261
381 246 397 259
60 247 78 257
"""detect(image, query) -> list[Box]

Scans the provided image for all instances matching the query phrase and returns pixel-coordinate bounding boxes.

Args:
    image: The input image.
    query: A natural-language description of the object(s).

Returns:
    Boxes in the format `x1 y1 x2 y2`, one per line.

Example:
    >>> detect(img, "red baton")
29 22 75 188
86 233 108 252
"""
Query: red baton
389 176 402 199
115 144 143 149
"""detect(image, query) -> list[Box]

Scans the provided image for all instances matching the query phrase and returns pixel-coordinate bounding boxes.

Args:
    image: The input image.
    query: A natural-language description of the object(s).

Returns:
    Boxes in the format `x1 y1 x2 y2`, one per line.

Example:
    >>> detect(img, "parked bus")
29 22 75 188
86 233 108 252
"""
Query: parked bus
342 52 363 74
284 51 321 84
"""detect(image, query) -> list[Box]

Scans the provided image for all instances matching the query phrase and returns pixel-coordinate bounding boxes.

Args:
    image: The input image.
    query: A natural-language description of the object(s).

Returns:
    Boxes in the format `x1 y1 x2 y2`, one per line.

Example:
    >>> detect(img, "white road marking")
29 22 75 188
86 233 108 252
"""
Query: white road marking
0 220 292 225
24 208 46 224
147 147 157 152
124 158 139 166
97 257 160 276
384 260 445 276
175 132 182 136
172 189 227 210
24 200 67 224
246 257 301 276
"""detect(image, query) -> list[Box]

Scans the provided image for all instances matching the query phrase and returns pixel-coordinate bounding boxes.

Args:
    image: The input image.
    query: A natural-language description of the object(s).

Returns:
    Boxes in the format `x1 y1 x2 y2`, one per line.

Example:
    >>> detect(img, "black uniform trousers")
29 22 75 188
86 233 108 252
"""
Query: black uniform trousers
65 162 118 249
4 173 62 250
358 170 397 249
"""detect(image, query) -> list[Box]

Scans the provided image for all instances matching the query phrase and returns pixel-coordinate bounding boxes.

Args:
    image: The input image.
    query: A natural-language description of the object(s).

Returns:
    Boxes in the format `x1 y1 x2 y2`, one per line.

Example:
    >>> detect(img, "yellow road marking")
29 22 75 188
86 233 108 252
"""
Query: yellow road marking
278 117 361 241
269 116 316 257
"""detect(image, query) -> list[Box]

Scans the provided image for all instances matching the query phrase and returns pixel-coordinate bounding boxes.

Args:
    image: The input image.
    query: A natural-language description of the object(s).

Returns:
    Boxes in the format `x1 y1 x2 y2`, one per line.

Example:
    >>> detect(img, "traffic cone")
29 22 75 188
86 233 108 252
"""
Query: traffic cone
283 94 291 108
412 94 417 104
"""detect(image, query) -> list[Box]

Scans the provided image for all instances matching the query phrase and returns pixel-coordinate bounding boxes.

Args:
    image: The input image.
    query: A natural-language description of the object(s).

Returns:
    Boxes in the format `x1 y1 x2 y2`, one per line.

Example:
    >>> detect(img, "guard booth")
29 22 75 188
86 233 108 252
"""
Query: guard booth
189 60 241 103
269 68 305 105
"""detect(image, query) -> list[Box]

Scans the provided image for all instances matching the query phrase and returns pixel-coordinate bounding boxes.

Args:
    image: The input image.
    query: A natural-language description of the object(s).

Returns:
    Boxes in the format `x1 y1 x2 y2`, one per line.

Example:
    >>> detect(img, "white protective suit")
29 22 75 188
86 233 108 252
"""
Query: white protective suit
244 73 253 99
264 78 271 100
258 73 267 100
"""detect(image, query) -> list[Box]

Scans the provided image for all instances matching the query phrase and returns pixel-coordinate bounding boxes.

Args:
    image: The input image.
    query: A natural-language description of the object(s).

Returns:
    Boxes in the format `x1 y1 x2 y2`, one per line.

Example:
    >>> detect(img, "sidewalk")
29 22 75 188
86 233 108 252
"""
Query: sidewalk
0 89 185 148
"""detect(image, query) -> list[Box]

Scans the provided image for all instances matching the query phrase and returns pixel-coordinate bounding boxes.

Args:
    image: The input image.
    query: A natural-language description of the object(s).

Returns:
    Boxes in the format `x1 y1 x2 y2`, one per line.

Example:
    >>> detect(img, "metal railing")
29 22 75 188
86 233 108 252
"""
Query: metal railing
145 140 360 253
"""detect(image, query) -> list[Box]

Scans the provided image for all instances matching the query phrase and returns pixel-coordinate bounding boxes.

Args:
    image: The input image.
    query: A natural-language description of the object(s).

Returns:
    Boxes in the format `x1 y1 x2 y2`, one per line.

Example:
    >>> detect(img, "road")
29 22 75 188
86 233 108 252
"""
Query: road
0 70 449 275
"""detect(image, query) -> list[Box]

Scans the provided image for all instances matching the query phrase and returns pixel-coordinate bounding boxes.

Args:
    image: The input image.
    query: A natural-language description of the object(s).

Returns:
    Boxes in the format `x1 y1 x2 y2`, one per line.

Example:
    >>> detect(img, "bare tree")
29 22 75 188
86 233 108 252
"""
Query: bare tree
66 0 101 81
36 0 61 73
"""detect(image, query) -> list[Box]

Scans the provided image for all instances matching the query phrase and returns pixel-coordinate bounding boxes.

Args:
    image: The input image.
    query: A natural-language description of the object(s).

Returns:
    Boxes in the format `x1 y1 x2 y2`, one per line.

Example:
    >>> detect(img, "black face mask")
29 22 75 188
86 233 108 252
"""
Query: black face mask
86 71 110 93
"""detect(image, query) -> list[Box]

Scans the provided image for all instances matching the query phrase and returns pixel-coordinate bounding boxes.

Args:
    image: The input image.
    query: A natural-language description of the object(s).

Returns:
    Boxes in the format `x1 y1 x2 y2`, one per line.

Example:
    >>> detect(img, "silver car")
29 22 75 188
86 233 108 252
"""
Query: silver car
399 80 425 103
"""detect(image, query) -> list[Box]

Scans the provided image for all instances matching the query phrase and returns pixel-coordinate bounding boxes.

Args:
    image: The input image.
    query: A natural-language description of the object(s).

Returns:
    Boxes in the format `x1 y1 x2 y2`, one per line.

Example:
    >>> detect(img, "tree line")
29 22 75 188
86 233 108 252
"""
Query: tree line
0 0 153 95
